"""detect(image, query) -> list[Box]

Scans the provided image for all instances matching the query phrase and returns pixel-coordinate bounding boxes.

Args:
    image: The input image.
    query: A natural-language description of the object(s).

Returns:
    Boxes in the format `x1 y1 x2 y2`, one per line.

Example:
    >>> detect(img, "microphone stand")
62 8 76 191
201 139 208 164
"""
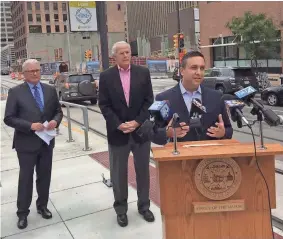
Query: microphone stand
172 126 180 155
250 106 266 150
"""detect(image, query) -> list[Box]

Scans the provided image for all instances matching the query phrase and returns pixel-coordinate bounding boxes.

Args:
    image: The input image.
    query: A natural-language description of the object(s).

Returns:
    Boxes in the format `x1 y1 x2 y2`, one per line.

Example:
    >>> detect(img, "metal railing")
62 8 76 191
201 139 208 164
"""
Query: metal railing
59 101 92 151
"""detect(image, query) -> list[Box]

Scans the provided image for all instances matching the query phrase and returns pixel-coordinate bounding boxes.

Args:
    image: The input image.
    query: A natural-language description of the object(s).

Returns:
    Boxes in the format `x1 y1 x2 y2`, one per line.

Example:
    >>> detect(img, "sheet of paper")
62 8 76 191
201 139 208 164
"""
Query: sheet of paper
35 121 57 145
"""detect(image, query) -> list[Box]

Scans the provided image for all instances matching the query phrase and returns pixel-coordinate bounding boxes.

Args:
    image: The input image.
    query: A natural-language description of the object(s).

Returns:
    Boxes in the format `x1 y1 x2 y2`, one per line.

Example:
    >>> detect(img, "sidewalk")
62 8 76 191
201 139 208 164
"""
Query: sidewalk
0 100 162 239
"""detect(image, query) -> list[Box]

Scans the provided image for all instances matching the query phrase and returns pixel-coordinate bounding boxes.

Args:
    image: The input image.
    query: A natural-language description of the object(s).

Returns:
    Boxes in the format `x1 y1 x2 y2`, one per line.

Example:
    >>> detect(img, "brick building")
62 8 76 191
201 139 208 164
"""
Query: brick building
199 1 283 73
10 1 125 68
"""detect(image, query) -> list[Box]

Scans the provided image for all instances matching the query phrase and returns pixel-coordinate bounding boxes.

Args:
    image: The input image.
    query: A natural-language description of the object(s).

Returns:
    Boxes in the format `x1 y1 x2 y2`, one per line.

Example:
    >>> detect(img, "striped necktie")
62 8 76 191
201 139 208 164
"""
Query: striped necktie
33 85 44 112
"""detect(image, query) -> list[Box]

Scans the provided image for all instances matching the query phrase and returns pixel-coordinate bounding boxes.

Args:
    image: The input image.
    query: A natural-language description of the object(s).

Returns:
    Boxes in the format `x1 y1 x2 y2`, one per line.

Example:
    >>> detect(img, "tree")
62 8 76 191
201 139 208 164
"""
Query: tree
226 11 280 71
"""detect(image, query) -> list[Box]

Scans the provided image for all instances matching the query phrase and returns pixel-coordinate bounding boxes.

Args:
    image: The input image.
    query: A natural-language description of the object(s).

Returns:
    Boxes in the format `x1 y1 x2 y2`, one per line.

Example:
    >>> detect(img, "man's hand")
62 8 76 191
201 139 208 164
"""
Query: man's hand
207 114 225 138
166 118 189 138
31 123 45 131
46 120 57 130
118 121 140 134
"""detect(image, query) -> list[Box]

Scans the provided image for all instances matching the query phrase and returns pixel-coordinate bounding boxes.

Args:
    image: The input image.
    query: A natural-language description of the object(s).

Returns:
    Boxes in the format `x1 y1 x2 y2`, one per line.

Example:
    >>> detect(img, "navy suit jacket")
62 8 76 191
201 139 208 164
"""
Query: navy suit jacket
152 84 233 145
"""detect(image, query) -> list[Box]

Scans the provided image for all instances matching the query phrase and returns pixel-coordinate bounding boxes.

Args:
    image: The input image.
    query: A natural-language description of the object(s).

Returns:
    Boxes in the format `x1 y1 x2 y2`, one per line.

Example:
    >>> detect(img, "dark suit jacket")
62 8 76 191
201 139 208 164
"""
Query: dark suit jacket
153 84 233 144
98 64 154 146
4 82 63 153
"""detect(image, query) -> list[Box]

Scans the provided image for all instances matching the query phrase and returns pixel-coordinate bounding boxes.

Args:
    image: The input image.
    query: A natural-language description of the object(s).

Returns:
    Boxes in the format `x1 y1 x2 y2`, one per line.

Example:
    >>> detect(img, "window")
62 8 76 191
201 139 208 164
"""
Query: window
36 14 41 22
54 14 59 21
53 2 58 10
62 3 66 11
35 2 40 10
27 2 32 10
64 25 67 32
117 4 121 11
28 14 33 21
29 25 42 33
55 25 60 32
44 2 49 10
63 14 67 21
46 25 51 33
45 14 50 22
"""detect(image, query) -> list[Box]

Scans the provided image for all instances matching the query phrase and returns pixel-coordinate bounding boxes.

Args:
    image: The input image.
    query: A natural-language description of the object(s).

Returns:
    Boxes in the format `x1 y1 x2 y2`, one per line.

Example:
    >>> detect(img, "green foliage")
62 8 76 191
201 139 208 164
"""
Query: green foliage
226 12 279 64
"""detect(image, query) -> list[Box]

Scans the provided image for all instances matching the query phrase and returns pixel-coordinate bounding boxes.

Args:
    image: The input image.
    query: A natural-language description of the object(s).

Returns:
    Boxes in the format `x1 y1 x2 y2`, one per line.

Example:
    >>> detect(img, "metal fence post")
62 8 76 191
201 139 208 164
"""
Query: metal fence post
66 105 74 142
81 107 91 151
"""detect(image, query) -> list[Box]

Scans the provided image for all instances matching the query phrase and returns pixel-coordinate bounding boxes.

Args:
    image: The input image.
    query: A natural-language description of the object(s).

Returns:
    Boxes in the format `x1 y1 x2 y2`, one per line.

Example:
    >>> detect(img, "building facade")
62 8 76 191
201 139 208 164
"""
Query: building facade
199 1 283 73
10 1 125 68
125 1 199 55
1 1 14 67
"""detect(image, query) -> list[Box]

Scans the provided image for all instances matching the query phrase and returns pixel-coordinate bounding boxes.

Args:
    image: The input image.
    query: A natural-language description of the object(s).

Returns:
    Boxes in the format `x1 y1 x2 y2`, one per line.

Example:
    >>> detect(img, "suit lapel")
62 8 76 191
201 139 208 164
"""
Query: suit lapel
129 64 137 108
113 66 128 106
200 85 213 113
41 83 50 113
23 82 42 114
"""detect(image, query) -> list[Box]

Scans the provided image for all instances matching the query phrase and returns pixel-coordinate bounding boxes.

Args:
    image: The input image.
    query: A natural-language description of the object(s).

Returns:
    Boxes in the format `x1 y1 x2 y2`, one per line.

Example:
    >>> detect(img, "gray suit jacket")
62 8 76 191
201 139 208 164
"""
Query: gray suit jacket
4 81 63 153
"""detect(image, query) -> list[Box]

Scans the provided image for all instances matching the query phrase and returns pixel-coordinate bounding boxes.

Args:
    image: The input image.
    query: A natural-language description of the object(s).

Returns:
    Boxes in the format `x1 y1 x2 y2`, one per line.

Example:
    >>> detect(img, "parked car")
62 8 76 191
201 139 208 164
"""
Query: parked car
261 84 283 106
1 68 9 75
202 67 259 94
53 73 98 105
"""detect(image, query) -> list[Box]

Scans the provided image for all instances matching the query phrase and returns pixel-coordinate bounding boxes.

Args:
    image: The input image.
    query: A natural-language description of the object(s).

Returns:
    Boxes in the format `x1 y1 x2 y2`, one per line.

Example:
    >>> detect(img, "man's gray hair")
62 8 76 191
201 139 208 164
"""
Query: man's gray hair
112 41 131 56
22 59 40 72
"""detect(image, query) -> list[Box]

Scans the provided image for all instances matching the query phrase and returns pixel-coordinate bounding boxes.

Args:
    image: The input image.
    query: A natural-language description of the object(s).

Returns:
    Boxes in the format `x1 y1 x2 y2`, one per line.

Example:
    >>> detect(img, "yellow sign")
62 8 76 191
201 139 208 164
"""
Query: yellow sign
69 1 96 8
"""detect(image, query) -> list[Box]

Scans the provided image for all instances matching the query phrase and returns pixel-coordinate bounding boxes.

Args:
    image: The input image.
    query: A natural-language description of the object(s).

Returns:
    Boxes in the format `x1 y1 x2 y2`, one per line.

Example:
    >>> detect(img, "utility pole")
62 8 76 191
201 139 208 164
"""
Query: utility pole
176 1 181 54
96 1 109 70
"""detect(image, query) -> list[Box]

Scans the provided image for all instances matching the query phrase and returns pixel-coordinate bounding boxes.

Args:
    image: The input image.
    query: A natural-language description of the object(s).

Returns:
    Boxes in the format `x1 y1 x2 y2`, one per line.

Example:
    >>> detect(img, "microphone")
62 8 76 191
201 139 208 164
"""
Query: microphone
221 94 250 128
234 86 281 127
148 100 171 127
172 113 180 128
189 98 206 129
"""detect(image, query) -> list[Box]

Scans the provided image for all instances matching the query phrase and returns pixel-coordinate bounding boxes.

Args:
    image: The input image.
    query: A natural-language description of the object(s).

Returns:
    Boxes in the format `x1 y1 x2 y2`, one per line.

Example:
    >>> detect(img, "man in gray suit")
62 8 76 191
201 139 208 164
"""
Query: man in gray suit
4 59 63 229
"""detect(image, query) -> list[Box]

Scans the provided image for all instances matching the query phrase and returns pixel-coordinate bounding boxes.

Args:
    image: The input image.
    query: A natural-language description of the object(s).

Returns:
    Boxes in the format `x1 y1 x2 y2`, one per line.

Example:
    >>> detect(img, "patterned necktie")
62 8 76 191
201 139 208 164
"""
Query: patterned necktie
33 85 44 112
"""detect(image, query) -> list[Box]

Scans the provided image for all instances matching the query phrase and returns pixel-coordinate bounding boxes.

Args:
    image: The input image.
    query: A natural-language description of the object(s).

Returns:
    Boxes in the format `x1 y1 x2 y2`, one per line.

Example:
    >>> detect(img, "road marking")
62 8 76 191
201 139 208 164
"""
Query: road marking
61 121 84 134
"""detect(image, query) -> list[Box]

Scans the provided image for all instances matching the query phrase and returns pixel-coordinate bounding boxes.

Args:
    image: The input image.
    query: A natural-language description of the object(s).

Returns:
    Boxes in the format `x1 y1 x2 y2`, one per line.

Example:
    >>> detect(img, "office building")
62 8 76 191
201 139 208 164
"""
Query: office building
125 1 199 54
199 1 283 73
10 1 125 68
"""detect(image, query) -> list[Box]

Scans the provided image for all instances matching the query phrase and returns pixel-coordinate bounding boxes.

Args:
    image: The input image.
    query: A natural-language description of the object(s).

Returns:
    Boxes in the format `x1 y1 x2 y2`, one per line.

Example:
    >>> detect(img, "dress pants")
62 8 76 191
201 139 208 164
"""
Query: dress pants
16 143 53 217
108 135 151 215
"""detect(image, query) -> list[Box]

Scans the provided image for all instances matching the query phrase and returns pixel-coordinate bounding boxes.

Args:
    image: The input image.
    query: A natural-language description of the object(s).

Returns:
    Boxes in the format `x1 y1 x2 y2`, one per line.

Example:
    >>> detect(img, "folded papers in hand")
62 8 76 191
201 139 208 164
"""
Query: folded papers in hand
35 121 57 145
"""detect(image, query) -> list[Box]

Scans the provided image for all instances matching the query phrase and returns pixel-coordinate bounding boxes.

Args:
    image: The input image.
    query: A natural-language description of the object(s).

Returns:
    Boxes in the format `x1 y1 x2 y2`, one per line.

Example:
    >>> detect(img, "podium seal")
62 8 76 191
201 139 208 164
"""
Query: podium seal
194 158 242 200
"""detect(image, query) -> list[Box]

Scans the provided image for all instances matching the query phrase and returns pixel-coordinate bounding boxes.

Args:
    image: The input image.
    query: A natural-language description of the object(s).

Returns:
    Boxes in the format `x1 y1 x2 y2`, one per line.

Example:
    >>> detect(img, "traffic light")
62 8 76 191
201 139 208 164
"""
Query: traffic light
85 50 89 59
173 34 178 49
88 50 92 59
179 34 184 48
197 38 201 50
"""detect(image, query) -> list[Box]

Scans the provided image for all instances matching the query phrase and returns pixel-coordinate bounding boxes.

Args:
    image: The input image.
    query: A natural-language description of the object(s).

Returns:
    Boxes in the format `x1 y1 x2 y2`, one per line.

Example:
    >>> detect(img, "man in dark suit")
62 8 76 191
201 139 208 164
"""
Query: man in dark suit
99 41 155 227
4 59 63 229
153 51 233 145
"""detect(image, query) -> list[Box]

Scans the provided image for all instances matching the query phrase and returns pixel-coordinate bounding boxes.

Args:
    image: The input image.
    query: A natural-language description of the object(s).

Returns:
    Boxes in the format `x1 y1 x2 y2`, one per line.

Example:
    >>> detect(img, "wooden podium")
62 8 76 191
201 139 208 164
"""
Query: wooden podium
151 139 283 239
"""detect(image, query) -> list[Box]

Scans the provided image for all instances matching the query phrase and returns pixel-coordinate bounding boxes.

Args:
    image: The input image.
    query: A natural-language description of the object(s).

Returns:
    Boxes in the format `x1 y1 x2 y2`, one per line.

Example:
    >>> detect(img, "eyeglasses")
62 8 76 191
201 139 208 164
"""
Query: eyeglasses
24 69 40 74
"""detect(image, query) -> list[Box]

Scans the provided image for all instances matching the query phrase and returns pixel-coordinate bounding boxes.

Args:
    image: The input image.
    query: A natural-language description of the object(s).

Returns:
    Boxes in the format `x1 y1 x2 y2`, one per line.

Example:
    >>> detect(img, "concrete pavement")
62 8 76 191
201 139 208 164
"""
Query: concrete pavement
0 100 162 239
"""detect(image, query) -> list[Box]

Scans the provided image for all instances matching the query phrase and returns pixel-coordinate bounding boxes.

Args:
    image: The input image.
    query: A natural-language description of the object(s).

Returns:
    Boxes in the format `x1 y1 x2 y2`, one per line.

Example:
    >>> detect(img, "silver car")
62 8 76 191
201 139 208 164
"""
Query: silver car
54 73 98 105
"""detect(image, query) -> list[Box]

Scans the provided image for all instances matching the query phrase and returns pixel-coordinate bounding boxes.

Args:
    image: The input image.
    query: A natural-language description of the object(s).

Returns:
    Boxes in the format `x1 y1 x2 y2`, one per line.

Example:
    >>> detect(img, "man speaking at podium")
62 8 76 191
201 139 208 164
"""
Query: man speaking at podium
154 51 233 144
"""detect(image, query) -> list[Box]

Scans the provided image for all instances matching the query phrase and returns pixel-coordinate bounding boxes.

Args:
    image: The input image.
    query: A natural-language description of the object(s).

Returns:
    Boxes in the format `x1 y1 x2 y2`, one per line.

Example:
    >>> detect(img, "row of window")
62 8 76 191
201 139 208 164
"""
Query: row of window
28 13 68 22
14 38 26 49
14 26 26 39
27 2 66 11
29 25 67 33
212 35 281 61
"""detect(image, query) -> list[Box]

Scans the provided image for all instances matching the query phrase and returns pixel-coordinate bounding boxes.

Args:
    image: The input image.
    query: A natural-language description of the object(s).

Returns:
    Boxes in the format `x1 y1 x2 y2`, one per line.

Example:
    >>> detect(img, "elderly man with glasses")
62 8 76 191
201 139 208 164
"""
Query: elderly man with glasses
4 59 63 229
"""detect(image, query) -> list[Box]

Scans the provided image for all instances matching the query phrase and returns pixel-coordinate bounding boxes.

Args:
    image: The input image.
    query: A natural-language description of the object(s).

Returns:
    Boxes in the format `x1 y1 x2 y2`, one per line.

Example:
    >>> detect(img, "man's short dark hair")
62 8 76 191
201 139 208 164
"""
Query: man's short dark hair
181 51 205 68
